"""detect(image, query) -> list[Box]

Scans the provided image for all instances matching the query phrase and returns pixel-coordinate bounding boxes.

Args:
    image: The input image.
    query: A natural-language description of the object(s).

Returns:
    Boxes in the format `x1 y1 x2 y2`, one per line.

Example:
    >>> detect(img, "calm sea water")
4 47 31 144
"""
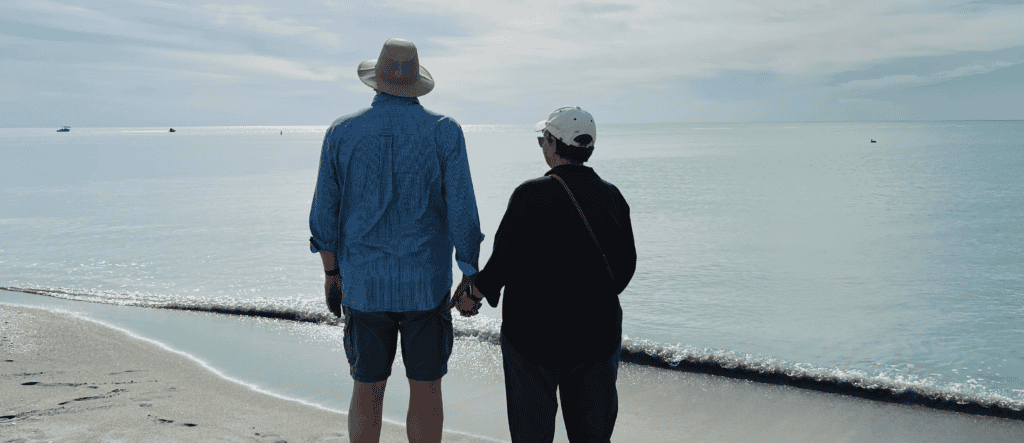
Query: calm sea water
2 121 1023 424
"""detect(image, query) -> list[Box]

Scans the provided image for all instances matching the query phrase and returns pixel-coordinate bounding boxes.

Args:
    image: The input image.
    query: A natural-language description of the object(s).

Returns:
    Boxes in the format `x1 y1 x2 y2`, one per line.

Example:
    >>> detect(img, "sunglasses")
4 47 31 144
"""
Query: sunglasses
537 135 551 148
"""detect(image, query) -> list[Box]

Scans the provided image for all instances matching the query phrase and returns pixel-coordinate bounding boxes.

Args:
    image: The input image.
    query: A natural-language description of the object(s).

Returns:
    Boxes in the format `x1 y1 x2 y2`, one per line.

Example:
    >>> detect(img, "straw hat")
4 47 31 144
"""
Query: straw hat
357 38 434 97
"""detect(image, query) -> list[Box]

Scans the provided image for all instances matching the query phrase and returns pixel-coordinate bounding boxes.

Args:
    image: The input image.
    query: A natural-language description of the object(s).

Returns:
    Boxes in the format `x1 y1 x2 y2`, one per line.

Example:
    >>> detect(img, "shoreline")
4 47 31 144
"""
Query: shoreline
0 304 495 442
4 301 1024 442
6 284 1022 419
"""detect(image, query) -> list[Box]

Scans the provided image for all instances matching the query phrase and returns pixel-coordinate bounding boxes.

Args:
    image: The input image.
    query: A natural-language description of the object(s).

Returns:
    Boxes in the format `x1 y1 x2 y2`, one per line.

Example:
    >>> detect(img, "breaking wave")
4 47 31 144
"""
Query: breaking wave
3 284 1022 420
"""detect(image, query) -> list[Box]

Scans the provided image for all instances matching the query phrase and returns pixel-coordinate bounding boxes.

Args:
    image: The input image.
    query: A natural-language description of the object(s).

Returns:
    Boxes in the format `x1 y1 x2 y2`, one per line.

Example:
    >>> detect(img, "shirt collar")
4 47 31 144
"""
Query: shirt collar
372 92 420 107
545 163 592 177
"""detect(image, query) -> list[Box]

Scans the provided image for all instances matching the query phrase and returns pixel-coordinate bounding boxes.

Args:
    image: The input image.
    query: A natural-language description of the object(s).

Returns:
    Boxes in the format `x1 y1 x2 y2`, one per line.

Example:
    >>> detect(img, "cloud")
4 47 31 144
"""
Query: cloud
574 2 637 14
156 50 347 82
203 4 320 36
839 61 1018 93
411 0 1024 103
6 1 355 52
691 70 785 101
3 0 1024 125
5 0 195 46
189 2 354 50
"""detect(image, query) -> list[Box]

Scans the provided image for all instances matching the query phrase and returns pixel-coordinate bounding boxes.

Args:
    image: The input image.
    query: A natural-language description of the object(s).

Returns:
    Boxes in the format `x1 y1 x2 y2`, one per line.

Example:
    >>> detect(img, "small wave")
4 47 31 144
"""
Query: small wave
620 336 1024 420
1 285 336 324
0 285 504 338
4 284 1022 420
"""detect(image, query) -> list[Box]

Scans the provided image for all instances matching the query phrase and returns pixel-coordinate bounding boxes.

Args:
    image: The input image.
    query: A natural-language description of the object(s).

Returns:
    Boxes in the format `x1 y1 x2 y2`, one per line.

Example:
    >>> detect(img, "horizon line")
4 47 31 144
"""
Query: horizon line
4 119 1024 130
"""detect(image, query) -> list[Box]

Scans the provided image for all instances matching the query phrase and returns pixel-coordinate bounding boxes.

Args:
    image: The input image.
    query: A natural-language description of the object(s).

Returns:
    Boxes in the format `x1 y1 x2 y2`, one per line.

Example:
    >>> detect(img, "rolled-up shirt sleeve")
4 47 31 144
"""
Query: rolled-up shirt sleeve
309 127 341 254
438 118 484 278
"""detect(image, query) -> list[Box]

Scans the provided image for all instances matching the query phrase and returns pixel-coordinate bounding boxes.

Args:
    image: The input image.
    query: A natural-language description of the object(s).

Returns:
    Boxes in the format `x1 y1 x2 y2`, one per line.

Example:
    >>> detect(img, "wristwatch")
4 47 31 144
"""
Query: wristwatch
325 269 340 276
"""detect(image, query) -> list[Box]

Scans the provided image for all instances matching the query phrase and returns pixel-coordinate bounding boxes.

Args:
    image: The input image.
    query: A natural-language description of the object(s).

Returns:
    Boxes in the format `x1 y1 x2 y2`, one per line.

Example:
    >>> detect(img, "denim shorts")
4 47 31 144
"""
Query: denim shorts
342 292 453 383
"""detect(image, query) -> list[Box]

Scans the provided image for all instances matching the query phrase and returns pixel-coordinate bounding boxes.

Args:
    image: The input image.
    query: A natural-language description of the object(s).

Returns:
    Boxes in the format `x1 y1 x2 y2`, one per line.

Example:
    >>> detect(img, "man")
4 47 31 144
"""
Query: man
309 38 484 443
470 107 637 443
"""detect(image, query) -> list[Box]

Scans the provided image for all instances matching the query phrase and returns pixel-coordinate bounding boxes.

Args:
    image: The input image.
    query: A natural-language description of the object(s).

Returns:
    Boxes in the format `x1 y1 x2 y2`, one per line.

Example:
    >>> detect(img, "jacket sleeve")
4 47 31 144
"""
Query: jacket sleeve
474 185 525 308
610 188 637 296
439 118 485 278
309 126 341 254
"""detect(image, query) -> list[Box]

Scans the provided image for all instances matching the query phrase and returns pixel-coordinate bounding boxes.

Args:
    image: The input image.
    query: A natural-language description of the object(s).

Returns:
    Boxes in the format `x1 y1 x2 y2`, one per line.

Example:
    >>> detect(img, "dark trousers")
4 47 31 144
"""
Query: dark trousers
501 336 619 443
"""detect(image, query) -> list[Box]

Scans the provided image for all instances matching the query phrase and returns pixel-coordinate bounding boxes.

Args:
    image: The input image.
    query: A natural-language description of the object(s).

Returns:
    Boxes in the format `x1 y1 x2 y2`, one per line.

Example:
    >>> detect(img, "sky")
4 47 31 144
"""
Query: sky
2 0 1023 127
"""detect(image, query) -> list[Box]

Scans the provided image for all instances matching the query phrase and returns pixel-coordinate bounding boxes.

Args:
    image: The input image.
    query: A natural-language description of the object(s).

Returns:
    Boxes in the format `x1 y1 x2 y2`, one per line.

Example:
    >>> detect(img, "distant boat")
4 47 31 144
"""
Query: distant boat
870 139 876 143
57 126 70 132
169 128 176 132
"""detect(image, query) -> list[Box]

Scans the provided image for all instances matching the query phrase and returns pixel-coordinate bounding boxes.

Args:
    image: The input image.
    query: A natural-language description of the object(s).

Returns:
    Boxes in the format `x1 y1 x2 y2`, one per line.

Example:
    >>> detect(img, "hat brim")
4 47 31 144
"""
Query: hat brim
358 59 434 97
534 120 548 132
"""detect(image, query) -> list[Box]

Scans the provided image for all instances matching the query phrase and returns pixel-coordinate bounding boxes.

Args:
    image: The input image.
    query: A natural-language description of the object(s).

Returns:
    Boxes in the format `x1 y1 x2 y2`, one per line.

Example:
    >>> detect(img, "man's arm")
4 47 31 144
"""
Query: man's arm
310 127 342 255
438 119 485 289
319 251 337 272
319 251 345 317
310 127 343 316
320 251 344 317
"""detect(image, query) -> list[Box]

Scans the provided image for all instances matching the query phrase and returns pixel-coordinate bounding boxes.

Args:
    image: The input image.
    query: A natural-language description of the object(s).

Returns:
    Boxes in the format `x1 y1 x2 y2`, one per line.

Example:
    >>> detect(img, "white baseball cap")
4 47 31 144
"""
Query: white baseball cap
534 106 596 148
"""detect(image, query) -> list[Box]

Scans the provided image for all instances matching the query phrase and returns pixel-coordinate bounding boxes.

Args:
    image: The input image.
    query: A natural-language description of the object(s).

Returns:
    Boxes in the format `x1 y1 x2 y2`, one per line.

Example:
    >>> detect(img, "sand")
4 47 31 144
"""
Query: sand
0 304 490 443
3 302 1024 443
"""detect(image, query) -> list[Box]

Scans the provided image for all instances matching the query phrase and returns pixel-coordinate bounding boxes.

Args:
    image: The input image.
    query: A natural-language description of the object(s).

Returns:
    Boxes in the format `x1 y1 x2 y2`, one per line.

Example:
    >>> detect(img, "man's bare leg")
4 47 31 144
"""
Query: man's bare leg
349 380 387 443
407 378 443 443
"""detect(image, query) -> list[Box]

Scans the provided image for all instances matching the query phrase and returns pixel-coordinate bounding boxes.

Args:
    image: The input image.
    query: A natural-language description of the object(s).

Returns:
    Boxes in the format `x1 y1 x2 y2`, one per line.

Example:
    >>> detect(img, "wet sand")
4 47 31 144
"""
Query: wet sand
0 304 490 443
3 303 1023 442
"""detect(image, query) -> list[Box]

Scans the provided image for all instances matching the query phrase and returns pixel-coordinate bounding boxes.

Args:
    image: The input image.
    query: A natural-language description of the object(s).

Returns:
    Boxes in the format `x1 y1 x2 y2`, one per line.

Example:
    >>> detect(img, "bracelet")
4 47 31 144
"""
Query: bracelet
325 269 340 276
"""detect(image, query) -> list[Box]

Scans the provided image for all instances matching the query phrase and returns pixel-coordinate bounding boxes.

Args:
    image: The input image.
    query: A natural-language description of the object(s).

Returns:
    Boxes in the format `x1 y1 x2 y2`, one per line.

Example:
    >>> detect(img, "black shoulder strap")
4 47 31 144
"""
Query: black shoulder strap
550 174 615 283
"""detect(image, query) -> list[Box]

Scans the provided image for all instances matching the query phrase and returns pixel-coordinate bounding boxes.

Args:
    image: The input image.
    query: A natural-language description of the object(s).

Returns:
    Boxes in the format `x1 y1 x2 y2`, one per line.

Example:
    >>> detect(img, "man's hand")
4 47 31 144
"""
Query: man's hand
325 274 343 317
454 291 481 317
451 274 480 317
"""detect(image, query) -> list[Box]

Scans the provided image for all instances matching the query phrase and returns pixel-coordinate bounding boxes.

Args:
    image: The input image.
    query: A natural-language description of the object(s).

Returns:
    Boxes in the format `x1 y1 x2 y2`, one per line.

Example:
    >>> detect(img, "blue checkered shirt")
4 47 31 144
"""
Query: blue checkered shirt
309 93 484 312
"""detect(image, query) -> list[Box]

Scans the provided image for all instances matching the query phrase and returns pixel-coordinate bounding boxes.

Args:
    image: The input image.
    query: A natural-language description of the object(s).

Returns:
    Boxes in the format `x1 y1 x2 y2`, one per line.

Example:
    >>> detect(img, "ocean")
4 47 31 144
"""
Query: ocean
2 121 1023 439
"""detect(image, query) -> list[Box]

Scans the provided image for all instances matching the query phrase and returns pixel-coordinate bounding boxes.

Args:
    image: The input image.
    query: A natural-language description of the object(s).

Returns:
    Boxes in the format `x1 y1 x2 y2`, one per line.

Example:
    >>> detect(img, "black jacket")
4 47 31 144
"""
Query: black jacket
474 164 637 366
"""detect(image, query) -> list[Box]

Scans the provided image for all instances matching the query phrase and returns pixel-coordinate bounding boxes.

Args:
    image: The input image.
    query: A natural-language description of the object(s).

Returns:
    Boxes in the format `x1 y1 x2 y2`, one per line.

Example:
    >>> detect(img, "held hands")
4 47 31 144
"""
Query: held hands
451 274 482 317
327 272 481 318
325 274 343 317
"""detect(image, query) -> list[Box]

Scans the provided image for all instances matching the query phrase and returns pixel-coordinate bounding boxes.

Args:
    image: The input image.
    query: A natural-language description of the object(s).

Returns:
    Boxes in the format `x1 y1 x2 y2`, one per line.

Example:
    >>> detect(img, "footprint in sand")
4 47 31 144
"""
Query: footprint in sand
21 381 95 388
253 432 288 443
108 369 147 375
152 417 197 427
55 388 127 405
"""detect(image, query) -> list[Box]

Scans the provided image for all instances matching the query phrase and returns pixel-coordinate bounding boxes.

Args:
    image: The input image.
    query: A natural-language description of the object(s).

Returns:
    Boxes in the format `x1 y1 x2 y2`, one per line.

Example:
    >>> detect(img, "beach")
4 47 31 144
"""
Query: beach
4 302 1024 442
0 304 489 443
